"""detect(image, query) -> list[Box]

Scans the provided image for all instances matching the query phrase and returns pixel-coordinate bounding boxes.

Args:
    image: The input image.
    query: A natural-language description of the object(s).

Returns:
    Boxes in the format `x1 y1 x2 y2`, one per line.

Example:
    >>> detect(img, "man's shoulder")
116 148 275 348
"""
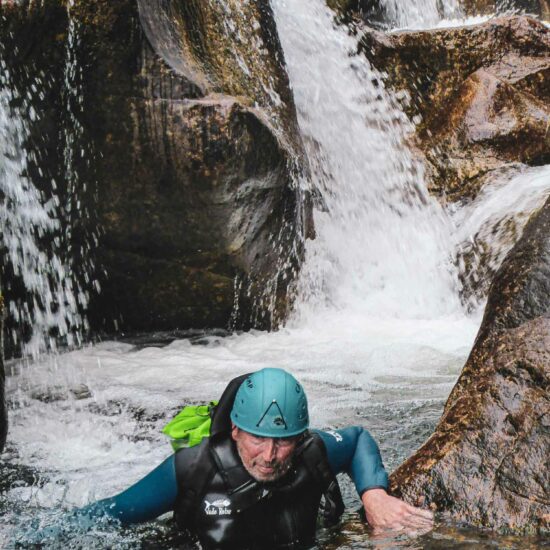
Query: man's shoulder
174 437 214 484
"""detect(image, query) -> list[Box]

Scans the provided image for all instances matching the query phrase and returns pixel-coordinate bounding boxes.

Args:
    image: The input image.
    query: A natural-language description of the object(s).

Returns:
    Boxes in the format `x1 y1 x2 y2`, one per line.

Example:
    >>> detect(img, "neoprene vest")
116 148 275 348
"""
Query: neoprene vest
173 375 344 550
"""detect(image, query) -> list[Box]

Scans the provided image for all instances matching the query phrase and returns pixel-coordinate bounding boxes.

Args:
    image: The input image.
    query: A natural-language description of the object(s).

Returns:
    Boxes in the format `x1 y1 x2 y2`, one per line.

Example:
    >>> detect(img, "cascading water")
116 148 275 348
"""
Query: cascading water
377 0 462 29
0 57 86 358
0 1 98 358
275 0 462 325
453 164 550 308
2 0 549 548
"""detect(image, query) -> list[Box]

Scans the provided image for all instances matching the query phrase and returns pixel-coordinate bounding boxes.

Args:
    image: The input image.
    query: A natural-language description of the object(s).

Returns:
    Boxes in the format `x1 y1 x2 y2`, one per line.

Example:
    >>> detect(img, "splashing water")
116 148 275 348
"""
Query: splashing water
378 0 462 29
453 164 550 308
274 0 463 325
0 60 83 358
0 3 98 357
2 1 548 548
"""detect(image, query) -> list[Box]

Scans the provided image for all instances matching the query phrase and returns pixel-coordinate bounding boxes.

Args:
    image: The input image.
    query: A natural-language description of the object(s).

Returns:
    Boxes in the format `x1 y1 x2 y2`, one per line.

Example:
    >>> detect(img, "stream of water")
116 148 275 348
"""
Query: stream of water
1 0 549 548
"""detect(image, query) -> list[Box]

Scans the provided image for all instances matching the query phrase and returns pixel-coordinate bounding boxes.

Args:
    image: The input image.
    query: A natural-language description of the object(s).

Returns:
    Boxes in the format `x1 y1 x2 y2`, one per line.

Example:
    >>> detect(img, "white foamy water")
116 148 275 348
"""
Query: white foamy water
453 164 550 306
274 0 462 324
379 0 461 29
0 57 87 358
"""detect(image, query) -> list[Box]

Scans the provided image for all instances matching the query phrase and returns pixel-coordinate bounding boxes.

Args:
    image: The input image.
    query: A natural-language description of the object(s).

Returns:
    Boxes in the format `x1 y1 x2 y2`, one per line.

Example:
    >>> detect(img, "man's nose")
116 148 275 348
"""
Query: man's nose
260 438 277 461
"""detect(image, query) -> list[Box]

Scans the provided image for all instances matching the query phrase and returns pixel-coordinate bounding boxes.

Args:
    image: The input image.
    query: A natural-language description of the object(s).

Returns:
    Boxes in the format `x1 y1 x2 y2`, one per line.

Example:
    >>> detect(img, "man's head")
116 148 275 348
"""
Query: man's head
230 368 309 482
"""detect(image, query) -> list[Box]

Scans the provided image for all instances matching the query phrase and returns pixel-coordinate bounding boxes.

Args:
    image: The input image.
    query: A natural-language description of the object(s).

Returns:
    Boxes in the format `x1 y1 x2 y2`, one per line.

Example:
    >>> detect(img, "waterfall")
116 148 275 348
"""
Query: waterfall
0 65 78 358
272 0 463 325
378 0 462 29
0 7 97 358
452 165 550 309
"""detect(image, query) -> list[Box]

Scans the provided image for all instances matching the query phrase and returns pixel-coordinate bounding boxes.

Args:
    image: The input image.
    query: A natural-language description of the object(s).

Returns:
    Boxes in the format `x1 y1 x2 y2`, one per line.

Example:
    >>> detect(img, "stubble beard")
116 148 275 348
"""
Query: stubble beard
235 440 294 483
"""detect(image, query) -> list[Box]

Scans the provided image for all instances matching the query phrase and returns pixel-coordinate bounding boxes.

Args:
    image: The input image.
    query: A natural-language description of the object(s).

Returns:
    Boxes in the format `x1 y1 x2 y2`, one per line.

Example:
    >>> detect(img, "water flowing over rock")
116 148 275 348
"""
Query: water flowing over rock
327 0 461 29
461 0 550 19
359 15 550 201
0 0 307 339
390 197 550 533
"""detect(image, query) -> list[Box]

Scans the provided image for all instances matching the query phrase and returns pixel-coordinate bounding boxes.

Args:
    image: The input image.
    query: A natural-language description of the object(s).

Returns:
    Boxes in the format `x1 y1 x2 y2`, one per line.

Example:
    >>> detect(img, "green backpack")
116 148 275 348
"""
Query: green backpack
162 401 218 451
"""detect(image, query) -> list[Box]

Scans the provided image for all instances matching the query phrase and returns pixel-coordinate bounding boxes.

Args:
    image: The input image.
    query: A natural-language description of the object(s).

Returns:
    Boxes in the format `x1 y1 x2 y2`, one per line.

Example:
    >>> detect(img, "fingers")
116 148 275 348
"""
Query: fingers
405 503 434 520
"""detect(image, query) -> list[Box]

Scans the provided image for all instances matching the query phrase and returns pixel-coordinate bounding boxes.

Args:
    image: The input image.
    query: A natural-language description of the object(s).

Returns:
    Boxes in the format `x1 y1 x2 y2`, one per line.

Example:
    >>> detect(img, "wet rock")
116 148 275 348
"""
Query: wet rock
0 293 6 453
424 67 549 200
480 194 550 336
390 196 550 533
461 0 550 19
0 460 39 494
334 0 550 26
326 0 389 28
359 16 550 200
30 383 92 403
0 0 308 339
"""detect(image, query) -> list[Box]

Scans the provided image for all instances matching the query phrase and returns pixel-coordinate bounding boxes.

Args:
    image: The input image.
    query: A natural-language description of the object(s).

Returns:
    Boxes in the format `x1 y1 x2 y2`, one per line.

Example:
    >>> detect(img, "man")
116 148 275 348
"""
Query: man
80 368 433 548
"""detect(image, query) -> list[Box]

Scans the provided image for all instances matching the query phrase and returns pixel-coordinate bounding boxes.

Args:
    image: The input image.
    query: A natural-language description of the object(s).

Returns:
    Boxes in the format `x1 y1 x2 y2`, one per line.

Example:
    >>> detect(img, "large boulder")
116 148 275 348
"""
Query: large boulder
359 16 550 200
0 0 308 342
390 197 550 533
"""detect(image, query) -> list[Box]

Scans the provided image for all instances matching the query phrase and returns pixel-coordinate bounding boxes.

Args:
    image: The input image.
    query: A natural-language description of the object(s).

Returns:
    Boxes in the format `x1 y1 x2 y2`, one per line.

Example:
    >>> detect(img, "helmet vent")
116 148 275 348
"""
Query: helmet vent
246 378 254 389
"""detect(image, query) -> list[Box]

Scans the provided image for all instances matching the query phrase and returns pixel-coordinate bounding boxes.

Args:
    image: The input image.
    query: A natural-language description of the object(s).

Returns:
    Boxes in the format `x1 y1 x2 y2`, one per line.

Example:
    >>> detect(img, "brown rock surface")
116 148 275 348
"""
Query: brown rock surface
359 16 550 200
424 66 549 199
390 196 550 533
0 0 308 340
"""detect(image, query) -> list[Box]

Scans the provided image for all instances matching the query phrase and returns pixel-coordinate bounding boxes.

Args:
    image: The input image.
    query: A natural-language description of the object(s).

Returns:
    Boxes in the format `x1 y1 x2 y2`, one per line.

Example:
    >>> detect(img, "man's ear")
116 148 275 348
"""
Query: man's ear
231 423 239 441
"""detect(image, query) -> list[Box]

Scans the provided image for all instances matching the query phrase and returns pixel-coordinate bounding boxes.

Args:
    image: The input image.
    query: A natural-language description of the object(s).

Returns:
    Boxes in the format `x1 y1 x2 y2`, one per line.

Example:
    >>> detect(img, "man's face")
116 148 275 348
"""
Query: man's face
231 425 299 482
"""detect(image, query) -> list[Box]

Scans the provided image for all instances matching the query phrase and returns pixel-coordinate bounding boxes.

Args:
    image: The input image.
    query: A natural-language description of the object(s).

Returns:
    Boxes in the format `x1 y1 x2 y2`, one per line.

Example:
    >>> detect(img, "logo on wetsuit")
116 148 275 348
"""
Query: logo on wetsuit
204 499 232 516
326 430 343 442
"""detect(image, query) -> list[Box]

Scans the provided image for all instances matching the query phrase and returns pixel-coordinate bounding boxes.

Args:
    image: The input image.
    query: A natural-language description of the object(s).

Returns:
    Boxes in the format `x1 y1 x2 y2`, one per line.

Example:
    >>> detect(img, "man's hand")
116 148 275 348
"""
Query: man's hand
361 488 433 535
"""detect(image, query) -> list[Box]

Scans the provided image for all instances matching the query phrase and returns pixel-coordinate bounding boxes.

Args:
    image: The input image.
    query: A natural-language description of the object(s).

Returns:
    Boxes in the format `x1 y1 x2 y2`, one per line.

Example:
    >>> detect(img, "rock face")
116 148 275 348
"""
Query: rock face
0 293 6 453
390 197 550 533
359 16 550 200
0 0 308 339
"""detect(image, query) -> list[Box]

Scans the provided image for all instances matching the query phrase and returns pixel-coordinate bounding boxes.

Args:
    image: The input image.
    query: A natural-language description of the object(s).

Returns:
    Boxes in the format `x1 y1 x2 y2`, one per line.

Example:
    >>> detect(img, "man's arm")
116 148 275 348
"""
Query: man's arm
78 454 178 524
314 427 433 533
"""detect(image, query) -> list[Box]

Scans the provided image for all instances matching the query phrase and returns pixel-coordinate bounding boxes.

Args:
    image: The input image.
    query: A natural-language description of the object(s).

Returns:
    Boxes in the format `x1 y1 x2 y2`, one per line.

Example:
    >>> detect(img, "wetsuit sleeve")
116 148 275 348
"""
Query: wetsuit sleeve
312 427 389 495
78 454 178 525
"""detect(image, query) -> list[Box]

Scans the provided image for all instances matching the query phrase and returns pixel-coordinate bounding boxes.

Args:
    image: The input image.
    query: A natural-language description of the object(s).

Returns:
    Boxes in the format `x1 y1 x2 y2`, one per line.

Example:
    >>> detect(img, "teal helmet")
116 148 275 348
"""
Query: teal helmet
230 368 309 437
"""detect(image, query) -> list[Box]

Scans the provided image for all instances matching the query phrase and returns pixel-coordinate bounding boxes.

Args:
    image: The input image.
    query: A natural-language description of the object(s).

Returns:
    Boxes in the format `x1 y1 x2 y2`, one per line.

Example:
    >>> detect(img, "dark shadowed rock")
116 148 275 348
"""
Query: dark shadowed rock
0 293 6 453
390 197 550 533
0 0 308 341
358 16 550 200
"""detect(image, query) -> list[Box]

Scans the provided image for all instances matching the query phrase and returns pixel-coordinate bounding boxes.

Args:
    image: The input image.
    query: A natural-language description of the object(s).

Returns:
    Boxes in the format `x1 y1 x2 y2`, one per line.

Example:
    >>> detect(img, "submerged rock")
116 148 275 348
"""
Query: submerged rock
359 15 550 200
0 0 308 341
390 197 550 533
